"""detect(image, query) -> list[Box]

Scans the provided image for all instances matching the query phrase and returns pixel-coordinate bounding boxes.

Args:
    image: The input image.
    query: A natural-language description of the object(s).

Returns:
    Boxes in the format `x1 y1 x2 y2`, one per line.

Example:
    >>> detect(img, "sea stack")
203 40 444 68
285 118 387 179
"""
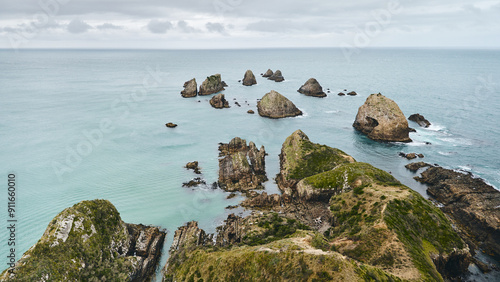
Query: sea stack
242 70 257 86
181 78 197 98
257 90 302 119
353 93 412 142
268 70 284 82
209 93 230 109
297 78 327 97
199 74 226 96
262 69 273 77
409 113 431 128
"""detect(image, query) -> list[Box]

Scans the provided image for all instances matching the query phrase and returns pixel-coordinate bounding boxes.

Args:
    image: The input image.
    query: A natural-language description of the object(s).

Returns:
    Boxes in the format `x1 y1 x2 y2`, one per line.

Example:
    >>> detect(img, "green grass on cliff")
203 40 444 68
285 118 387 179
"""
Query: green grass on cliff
243 213 310 246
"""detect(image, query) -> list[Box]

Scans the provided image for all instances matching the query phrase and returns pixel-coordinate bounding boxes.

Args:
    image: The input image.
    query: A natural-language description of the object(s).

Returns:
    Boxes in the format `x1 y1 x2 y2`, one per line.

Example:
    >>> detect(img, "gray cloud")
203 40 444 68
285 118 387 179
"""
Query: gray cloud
206 22 226 34
147 19 172 34
67 19 92 34
96 23 122 30
177 20 199 33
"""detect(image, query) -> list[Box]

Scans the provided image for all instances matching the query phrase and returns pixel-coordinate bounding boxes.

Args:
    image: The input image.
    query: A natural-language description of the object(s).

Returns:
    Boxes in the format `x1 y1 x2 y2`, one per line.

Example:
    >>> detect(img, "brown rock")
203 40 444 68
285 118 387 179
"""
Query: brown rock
353 93 412 142
185 161 201 174
347 91 357 96
247 110 255 114
210 93 230 109
242 70 257 86
180 78 197 98
165 123 177 128
297 78 327 97
199 74 226 96
257 90 302 119
338 92 346 96
405 162 432 172
268 70 284 82
262 69 273 77
126 224 166 281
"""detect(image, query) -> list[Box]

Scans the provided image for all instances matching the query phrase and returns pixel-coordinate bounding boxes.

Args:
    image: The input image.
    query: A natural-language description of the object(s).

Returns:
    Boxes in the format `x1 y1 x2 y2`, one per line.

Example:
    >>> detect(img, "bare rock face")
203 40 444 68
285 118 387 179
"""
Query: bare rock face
199 74 226 96
209 93 230 109
218 137 267 192
242 70 257 86
409 113 431 128
297 78 327 97
415 166 500 260
257 90 302 119
262 69 273 77
268 70 284 82
353 93 412 142
169 221 212 252
405 162 432 172
181 78 197 98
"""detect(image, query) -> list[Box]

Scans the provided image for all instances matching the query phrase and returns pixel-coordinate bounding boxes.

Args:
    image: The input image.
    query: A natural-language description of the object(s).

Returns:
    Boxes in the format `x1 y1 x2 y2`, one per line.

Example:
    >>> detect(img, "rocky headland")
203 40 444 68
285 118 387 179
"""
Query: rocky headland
353 93 412 142
297 78 327 97
0 199 166 281
257 90 302 119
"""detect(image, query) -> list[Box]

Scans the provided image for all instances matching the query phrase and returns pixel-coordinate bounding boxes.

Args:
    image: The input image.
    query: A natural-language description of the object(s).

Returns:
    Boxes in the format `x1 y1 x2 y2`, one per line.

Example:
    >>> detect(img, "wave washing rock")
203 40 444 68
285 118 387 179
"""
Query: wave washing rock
199 74 227 96
409 113 431 128
180 78 197 98
297 78 327 98
268 70 284 82
415 166 500 260
242 70 257 86
209 93 230 109
218 137 267 192
163 131 472 282
262 69 273 77
257 90 302 119
353 93 412 142
0 199 166 281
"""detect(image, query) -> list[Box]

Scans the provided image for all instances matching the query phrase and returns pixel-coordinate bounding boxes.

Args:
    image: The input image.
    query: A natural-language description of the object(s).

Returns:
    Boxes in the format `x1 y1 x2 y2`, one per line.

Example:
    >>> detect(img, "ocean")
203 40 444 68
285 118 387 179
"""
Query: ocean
1 48 499 280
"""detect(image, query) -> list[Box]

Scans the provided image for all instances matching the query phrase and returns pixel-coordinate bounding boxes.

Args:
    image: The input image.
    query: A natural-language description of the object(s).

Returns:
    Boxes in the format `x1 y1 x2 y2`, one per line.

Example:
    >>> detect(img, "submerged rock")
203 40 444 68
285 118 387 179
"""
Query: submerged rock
209 93 230 109
199 74 226 95
242 70 257 86
165 122 177 128
182 177 206 187
347 91 357 96
257 90 302 119
262 69 273 77
0 200 166 281
247 110 255 114
180 78 197 98
218 137 267 192
415 166 500 260
353 93 412 142
409 113 431 128
297 78 327 97
268 70 284 82
338 92 346 96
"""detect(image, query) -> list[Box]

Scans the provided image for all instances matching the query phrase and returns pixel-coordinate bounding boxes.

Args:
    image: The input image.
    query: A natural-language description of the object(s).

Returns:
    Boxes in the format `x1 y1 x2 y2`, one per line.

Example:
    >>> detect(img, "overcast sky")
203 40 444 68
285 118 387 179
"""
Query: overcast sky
1 0 499 49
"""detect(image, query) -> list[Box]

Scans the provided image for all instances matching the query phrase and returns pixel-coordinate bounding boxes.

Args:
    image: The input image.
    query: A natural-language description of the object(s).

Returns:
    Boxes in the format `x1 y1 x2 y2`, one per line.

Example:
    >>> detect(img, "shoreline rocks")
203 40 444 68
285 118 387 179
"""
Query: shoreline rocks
199 74 226 96
0 200 166 281
180 78 197 98
353 93 412 142
409 113 431 128
257 90 302 119
268 70 284 82
415 166 500 260
405 162 432 172
297 78 327 97
209 93 230 109
218 137 267 192
242 70 257 86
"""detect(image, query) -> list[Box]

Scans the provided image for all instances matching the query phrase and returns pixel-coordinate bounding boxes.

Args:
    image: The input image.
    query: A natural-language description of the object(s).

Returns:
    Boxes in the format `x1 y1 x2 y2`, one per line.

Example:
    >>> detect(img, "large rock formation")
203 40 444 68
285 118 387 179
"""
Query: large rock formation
297 78 327 97
180 78 197 98
409 113 431 128
199 74 226 96
262 69 273 77
257 90 302 119
218 137 267 192
268 70 284 82
242 70 257 86
415 166 500 260
353 93 412 142
0 200 166 281
209 93 230 109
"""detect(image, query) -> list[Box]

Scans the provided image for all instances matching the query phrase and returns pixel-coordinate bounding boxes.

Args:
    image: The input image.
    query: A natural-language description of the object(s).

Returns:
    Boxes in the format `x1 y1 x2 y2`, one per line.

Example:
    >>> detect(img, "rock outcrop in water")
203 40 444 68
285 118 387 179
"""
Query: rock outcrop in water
353 93 412 142
218 137 267 192
199 74 227 96
297 78 327 97
0 199 166 281
409 113 431 128
242 70 257 86
209 93 230 109
415 166 500 260
257 90 302 119
405 161 432 172
268 70 284 82
181 78 197 98
262 69 273 77
163 130 472 282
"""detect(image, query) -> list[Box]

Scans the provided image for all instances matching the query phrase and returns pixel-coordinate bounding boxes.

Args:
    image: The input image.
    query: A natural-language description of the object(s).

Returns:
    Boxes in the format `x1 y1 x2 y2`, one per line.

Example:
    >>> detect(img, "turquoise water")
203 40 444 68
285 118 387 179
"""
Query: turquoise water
1 48 499 280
